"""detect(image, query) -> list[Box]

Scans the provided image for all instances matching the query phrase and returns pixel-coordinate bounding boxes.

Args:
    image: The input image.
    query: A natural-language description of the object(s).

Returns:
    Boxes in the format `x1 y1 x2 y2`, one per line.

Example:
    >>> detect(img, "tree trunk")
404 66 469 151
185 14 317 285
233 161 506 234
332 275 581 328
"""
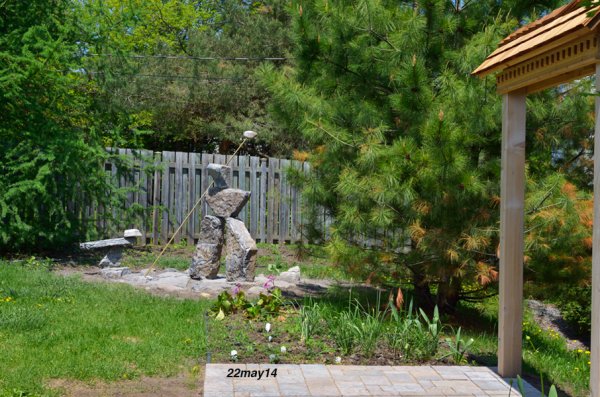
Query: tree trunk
436 276 461 313
412 271 434 310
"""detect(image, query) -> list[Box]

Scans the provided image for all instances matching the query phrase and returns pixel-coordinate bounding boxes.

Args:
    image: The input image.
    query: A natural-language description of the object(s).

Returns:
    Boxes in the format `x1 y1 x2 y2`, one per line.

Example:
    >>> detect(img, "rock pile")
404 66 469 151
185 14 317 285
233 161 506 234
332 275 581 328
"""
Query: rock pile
189 164 257 282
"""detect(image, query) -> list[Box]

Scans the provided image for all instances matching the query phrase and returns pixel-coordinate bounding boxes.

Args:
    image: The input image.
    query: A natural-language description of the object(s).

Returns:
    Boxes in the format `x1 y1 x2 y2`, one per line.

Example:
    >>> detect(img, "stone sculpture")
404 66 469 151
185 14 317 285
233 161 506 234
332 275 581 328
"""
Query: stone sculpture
189 164 257 281
80 228 141 267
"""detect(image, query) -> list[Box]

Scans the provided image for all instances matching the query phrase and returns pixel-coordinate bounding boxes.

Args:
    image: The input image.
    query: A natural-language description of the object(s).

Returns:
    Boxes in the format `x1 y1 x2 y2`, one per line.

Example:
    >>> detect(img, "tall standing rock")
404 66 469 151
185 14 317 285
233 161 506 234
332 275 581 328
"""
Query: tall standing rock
224 218 257 282
190 216 224 279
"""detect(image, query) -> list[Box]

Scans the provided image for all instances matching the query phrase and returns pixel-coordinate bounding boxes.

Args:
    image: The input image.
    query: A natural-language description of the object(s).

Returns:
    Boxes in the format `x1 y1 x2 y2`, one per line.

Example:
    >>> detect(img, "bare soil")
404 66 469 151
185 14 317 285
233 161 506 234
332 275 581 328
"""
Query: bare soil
47 367 203 397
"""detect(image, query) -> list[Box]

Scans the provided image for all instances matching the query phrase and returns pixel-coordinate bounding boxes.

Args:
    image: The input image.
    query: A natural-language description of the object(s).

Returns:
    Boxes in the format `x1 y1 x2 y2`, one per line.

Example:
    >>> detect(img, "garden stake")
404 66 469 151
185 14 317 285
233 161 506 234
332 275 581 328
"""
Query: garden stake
144 131 257 277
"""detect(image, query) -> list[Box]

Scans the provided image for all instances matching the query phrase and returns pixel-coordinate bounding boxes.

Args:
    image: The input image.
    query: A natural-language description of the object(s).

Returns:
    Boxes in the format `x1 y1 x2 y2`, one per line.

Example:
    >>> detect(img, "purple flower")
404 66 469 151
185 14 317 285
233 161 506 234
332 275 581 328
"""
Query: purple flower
263 275 276 290
232 283 242 295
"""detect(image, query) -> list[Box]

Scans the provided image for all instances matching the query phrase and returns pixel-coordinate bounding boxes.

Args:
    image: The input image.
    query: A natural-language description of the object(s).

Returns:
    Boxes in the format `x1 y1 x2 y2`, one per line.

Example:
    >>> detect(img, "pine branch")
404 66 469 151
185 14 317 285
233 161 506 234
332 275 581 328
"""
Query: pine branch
526 181 559 215
305 119 356 147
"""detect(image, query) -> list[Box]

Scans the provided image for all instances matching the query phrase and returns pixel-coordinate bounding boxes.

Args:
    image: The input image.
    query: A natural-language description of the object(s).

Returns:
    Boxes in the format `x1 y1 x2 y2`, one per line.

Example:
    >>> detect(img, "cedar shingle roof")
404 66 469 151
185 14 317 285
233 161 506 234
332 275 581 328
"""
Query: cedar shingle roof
473 0 600 77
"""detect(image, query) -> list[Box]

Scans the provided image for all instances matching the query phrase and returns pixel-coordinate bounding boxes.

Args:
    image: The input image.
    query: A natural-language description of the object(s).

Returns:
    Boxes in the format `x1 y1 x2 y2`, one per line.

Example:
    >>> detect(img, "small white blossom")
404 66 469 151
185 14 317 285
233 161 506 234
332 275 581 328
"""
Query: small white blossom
268 335 273 342
335 356 342 364
231 350 238 357
265 323 271 333
281 346 287 353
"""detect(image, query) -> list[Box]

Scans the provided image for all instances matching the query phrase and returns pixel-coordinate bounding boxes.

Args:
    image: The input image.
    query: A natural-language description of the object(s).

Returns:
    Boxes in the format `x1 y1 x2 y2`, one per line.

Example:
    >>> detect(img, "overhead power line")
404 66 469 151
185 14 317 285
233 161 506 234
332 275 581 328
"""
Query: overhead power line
80 70 249 81
87 54 289 61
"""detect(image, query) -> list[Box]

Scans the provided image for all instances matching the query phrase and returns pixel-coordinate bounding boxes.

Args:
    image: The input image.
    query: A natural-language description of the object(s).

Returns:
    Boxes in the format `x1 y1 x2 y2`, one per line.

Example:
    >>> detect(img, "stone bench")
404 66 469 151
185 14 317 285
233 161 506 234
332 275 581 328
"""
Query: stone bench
80 229 141 267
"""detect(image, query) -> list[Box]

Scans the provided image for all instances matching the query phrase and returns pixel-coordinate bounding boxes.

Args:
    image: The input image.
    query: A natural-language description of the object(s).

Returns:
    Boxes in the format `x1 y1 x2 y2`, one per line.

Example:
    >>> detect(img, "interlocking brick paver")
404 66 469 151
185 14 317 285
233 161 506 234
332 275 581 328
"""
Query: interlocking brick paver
204 364 539 397
359 375 392 386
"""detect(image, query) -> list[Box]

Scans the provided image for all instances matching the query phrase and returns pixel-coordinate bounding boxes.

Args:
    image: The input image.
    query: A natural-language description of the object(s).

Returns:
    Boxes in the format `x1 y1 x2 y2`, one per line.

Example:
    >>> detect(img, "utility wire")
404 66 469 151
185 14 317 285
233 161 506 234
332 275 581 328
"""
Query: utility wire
87 53 289 61
81 70 249 81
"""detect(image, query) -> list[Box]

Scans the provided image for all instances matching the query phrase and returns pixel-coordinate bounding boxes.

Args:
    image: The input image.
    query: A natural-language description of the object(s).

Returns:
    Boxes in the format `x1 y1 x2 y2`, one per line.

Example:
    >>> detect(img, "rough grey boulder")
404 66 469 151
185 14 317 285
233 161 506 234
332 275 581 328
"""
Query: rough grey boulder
198 215 224 243
279 266 301 283
224 218 257 282
100 267 131 279
80 238 131 250
124 229 142 245
189 216 224 279
207 164 231 189
206 188 251 218
98 248 125 267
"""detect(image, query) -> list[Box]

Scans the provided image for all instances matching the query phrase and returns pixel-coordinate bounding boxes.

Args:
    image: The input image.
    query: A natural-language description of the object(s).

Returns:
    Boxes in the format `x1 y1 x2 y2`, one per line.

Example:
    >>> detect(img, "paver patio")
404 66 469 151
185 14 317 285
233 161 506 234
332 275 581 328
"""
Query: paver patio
203 364 540 397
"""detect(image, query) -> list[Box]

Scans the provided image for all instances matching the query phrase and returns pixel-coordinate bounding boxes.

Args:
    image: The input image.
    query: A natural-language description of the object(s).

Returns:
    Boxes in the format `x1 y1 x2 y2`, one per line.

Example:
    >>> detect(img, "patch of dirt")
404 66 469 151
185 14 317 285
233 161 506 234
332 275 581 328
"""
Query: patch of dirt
527 299 589 350
46 368 203 397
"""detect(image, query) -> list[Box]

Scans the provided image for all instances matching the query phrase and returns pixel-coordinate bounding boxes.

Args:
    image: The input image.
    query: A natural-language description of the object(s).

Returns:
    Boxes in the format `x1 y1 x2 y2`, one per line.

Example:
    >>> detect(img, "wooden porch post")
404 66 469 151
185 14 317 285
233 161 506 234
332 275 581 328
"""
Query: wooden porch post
498 92 526 377
591 63 600 397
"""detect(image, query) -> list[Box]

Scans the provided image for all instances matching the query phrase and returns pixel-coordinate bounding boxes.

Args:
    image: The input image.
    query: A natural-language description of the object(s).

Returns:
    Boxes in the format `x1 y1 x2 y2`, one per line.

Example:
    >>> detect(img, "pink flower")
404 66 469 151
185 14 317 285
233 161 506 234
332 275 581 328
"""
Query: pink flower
232 283 242 295
263 275 276 290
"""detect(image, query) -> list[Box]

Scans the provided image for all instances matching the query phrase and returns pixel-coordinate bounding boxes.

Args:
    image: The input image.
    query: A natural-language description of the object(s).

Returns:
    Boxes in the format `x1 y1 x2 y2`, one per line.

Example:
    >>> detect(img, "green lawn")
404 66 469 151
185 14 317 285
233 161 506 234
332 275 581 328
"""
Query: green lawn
456 296 590 397
0 260 209 396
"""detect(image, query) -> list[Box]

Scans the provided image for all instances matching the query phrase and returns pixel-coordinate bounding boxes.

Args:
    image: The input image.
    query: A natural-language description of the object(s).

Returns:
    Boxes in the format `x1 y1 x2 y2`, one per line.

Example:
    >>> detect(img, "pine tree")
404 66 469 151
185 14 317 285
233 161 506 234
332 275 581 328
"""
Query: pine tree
260 0 585 311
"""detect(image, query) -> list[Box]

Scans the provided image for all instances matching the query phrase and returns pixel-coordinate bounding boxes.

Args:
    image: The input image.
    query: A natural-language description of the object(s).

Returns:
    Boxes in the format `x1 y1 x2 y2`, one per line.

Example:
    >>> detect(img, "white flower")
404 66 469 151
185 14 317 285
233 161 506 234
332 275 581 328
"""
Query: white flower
281 346 287 353
243 130 257 139
268 335 273 342
265 323 271 333
335 356 342 364
231 350 238 357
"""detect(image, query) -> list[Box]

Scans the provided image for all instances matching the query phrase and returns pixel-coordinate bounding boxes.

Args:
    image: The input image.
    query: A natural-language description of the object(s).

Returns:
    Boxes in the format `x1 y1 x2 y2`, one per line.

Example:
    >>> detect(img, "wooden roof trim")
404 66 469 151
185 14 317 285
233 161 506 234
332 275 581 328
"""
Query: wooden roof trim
473 7 600 77
499 1 583 45
489 6 589 60
474 19 590 76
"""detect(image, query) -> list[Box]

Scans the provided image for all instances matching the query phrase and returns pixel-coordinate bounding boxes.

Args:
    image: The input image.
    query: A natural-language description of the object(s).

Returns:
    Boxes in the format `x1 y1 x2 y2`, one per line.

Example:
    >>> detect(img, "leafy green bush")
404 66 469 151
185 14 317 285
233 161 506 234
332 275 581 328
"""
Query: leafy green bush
554 285 591 334
0 0 118 251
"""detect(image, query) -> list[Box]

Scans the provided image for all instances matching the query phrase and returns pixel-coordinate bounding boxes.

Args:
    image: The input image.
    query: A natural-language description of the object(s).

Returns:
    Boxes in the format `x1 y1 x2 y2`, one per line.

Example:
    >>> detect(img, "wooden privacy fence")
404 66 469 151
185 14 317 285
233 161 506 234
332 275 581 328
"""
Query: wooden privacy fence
98 148 329 245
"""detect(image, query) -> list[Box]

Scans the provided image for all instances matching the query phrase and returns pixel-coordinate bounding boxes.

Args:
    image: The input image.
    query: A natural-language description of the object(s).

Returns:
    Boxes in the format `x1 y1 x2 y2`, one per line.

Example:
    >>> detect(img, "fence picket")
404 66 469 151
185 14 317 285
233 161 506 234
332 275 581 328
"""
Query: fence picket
249 156 259 237
187 153 196 245
152 152 161 244
259 158 268 241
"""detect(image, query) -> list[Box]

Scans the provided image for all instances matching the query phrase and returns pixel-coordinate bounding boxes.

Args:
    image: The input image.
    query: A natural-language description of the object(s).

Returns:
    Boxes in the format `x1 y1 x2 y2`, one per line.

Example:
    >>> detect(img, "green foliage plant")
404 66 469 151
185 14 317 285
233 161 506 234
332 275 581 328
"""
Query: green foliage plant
299 300 324 344
210 287 285 320
387 299 441 361
442 326 474 364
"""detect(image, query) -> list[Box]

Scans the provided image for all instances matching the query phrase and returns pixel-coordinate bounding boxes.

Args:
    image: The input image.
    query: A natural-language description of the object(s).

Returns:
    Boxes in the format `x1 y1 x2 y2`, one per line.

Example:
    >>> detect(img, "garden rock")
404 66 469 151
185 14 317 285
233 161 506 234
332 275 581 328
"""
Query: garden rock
205 188 251 218
279 266 301 283
124 229 142 245
207 164 231 189
100 267 131 279
190 216 224 279
225 218 257 282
